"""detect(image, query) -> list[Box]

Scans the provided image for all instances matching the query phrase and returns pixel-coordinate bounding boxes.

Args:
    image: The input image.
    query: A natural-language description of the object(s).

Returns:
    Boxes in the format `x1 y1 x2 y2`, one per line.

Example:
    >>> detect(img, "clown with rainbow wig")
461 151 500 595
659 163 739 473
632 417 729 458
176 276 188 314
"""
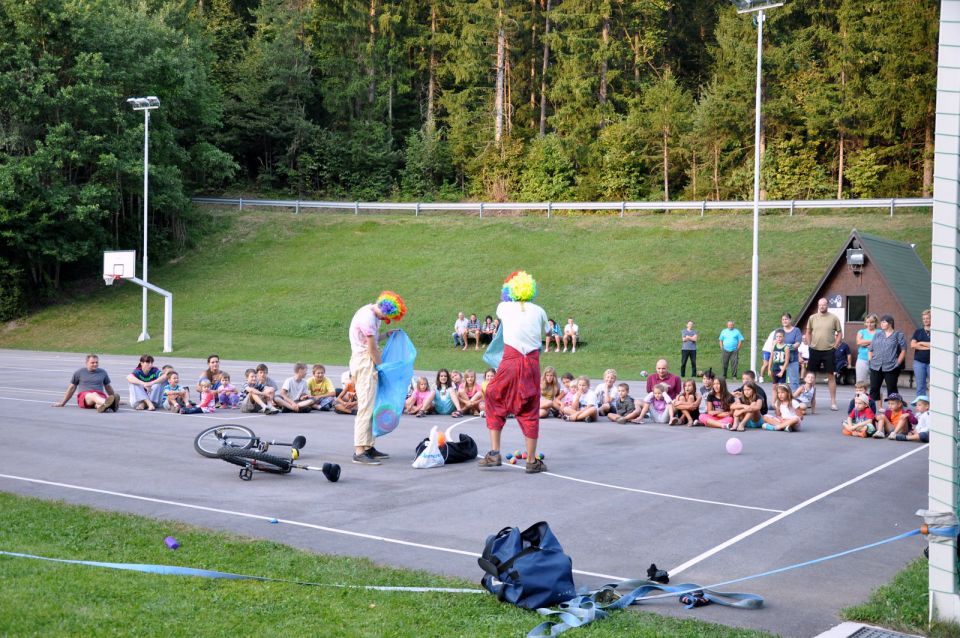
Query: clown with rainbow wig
479 271 550 473
347 290 407 465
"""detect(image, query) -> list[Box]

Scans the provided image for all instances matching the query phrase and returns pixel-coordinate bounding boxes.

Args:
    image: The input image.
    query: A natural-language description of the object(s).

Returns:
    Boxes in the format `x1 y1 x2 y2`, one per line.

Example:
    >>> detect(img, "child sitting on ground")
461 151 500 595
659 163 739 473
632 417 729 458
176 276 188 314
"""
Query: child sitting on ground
673 379 701 427
335 375 358 415
239 368 279 414
197 379 217 413
906 396 930 442
308 364 336 411
562 376 598 422
404 376 435 417
163 371 190 411
540 367 562 418
217 372 239 408
793 372 817 414
594 369 618 417
607 383 641 424
699 369 716 414
700 377 734 429
874 393 916 439
478 368 497 416
846 380 877 415
638 383 674 424
842 393 875 437
763 384 804 432
457 370 483 416
731 382 765 431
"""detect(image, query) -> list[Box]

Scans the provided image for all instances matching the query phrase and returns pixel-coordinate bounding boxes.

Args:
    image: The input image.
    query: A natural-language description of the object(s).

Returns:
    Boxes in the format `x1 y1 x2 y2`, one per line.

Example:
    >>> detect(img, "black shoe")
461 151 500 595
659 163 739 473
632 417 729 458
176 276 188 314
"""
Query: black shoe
322 462 341 482
352 451 381 465
368 447 390 459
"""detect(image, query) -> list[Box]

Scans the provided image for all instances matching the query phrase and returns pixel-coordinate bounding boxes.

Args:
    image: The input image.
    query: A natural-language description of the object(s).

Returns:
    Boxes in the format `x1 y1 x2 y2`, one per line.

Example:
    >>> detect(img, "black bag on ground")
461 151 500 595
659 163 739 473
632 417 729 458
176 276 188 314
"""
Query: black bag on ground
478 521 577 610
414 432 478 464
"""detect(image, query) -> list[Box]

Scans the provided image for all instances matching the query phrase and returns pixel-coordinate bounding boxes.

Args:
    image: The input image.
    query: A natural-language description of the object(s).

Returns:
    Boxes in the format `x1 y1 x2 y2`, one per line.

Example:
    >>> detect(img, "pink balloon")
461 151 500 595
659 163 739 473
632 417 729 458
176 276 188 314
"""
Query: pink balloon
725 437 743 455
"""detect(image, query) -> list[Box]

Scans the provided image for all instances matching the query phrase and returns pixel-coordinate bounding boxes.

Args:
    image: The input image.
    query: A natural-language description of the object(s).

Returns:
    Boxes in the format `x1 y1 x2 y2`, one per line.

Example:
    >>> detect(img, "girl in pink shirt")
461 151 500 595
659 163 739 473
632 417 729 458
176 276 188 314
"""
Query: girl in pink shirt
404 376 435 417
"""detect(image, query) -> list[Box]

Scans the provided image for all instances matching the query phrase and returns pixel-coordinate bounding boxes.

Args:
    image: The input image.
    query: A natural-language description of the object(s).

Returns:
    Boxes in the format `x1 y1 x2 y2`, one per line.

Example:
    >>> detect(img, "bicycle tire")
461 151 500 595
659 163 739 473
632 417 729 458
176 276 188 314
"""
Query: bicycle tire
194 424 257 458
216 447 292 474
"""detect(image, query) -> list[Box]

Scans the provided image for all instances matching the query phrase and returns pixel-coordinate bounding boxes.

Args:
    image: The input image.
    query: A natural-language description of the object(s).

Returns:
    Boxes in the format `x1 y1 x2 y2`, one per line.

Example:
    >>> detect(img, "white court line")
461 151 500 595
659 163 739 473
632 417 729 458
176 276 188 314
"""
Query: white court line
666 444 929 578
0 386 60 394
451 416 780 513
0 395 260 421
0 473 628 581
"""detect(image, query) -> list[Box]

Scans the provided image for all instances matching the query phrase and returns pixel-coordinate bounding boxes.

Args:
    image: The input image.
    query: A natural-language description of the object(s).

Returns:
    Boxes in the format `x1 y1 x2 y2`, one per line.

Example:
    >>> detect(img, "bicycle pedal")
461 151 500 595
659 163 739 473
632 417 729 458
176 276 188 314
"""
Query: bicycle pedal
291 448 300 460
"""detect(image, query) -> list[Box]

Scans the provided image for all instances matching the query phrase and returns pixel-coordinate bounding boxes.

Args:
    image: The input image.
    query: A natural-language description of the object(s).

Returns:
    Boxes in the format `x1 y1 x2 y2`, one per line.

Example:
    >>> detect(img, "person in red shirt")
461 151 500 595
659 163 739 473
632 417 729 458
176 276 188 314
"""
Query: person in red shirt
842 393 875 437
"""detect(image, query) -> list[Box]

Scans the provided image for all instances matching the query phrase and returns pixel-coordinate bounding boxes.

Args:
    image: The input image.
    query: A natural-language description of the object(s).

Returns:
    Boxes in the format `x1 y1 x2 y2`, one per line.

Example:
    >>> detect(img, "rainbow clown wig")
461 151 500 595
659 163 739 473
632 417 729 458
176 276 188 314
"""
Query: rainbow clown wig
501 271 538 303
376 291 407 324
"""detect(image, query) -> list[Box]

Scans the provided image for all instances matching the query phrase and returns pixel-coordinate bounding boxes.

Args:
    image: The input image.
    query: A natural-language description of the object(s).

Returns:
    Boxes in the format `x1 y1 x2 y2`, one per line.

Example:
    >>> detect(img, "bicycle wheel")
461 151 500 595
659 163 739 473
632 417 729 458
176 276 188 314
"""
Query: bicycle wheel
194 424 257 458
216 447 292 474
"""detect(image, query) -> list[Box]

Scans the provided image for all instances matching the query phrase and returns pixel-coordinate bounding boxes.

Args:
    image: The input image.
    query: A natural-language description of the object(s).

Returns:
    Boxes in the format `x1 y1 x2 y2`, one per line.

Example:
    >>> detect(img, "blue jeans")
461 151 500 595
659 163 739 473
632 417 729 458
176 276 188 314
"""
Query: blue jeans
786 360 800 392
914 361 929 397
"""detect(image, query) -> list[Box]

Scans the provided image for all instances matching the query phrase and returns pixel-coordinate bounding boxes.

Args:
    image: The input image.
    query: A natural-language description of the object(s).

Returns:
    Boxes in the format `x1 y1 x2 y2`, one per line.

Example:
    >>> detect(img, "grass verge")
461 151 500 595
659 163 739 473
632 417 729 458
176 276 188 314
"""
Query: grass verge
0 492 772 637
0 209 932 380
842 557 960 638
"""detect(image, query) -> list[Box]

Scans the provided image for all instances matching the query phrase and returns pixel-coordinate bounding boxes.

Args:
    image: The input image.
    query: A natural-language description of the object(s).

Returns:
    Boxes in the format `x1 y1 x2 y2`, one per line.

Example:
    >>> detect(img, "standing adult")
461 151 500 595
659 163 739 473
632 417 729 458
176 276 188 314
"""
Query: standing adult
680 321 698 378
910 309 931 397
53 354 118 412
780 313 804 391
855 314 879 384
479 271 549 473
868 314 907 401
805 298 842 411
718 321 744 379
349 291 406 465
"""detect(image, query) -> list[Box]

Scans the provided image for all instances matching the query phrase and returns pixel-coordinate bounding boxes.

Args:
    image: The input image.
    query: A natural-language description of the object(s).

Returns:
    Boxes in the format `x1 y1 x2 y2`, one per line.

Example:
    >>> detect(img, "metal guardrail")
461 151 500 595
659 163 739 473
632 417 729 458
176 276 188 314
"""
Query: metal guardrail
191 196 933 217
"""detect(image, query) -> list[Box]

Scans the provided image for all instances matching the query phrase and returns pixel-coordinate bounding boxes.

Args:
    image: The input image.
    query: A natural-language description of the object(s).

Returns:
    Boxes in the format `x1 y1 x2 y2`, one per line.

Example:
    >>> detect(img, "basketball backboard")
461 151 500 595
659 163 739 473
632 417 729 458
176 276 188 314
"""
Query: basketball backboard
103 250 136 285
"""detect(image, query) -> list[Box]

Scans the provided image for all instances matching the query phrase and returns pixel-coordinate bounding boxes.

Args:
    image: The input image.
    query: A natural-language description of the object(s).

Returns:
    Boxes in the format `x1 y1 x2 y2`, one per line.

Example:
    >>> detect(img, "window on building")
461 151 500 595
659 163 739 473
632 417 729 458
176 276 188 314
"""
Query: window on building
847 295 868 322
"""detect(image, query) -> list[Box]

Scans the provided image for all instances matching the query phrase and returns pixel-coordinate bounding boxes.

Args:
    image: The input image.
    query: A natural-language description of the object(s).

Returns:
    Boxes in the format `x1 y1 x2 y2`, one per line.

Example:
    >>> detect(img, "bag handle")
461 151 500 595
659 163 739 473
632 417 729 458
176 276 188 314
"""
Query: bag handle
477 527 517 577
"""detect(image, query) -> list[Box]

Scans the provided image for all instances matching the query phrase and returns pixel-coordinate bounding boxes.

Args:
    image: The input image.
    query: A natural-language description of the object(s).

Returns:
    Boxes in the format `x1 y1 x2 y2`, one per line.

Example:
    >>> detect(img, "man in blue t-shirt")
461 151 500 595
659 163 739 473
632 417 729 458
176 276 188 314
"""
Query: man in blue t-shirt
718 321 745 379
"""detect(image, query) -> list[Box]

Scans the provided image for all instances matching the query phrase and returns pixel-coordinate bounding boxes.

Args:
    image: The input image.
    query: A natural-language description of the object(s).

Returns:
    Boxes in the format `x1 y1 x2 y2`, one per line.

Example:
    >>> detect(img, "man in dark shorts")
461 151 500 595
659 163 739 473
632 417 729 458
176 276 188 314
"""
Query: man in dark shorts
53 354 118 412
805 298 842 411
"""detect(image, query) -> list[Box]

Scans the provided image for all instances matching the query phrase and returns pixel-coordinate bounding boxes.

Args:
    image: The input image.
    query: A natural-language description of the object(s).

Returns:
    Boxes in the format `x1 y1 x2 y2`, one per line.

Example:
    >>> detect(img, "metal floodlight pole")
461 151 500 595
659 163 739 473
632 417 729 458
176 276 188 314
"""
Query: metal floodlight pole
127 96 160 343
734 1 782 377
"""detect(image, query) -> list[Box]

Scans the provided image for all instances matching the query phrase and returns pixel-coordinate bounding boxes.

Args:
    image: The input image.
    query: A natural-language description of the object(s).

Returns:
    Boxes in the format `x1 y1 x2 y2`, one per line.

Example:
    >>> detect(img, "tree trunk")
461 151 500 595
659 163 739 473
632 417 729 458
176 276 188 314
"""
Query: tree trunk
599 16 609 105
368 0 377 105
529 0 537 129
713 142 720 200
427 4 437 132
923 101 934 197
494 10 505 145
505 33 512 138
539 0 551 136
837 130 844 199
663 129 670 201
691 150 698 199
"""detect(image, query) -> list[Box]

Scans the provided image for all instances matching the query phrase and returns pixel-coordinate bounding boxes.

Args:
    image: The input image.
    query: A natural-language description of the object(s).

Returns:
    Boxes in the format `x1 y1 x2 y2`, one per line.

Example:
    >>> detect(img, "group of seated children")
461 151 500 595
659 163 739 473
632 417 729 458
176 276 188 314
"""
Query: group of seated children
129 357 355 415
403 369 495 418
842 387 928 441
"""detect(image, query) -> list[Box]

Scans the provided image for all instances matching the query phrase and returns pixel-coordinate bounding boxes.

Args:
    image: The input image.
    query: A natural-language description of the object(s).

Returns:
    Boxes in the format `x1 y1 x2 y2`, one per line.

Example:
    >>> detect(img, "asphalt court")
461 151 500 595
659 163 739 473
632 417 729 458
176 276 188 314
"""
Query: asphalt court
0 349 931 637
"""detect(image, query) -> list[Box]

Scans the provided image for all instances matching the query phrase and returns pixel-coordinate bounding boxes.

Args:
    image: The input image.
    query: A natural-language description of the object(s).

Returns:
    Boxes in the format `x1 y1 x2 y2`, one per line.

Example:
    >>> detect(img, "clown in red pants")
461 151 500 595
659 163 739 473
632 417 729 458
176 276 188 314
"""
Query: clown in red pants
484 345 542 463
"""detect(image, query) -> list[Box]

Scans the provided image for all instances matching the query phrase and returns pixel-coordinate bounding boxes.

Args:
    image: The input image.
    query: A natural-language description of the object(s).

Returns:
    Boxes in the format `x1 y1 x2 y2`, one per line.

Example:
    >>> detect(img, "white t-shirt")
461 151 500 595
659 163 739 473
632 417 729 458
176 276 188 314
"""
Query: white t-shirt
497 301 548 354
915 411 930 434
349 304 381 354
777 399 802 419
593 383 617 405
454 317 468 332
564 322 579 336
282 376 308 399
578 390 597 408
762 330 777 354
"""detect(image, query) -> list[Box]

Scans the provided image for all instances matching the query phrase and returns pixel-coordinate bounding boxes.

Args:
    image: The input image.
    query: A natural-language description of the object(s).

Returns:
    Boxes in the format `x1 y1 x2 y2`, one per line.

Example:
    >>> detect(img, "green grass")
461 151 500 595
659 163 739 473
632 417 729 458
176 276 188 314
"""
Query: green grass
842 557 960 638
0 209 932 379
0 492 773 637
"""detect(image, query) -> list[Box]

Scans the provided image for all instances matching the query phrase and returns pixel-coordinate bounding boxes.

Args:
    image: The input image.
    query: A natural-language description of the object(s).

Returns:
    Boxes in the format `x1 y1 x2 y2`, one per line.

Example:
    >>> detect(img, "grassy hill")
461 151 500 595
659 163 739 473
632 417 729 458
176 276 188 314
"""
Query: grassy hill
0 208 932 380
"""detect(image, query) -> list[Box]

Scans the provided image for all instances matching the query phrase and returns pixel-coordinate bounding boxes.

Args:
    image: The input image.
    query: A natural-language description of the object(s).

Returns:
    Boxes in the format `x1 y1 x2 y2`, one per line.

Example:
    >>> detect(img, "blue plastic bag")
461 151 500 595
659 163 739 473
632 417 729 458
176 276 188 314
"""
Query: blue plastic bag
482 325 503 369
373 329 417 437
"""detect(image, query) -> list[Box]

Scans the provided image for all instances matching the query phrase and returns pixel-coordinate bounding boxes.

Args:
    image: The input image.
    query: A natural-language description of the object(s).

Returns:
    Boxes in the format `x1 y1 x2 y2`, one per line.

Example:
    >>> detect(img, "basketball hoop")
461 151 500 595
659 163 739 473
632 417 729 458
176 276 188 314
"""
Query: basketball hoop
103 274 123 287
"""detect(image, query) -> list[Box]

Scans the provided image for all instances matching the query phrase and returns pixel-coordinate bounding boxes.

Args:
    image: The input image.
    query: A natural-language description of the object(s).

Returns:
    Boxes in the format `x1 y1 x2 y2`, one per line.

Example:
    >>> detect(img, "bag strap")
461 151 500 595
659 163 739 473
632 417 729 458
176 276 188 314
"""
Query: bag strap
477 527 516 577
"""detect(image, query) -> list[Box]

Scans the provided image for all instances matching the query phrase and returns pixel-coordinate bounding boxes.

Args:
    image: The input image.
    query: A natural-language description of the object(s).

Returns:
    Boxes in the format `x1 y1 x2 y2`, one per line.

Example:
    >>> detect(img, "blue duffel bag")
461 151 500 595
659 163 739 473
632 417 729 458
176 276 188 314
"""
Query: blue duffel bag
478 521 577 610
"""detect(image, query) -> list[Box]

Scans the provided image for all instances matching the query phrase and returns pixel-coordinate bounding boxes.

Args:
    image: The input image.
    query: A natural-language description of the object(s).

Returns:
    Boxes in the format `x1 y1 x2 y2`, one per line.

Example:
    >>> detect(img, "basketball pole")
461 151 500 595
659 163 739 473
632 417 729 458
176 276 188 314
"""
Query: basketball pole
126 96 160 343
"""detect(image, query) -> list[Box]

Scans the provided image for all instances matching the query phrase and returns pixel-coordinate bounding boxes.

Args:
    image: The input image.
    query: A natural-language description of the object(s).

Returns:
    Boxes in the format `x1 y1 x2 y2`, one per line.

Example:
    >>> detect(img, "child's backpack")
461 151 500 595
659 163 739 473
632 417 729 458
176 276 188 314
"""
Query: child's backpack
478 521 576 610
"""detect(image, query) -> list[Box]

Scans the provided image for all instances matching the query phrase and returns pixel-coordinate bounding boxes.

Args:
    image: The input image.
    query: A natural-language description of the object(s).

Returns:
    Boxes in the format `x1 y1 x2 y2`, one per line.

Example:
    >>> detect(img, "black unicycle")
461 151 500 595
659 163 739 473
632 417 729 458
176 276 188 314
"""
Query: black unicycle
193 425 340 482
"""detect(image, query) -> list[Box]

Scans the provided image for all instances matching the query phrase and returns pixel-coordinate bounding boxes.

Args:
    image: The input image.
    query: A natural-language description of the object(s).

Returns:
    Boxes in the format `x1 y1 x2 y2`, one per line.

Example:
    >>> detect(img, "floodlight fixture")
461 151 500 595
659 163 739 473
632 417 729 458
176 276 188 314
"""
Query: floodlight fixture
127 95 160 342
732 0 784 13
